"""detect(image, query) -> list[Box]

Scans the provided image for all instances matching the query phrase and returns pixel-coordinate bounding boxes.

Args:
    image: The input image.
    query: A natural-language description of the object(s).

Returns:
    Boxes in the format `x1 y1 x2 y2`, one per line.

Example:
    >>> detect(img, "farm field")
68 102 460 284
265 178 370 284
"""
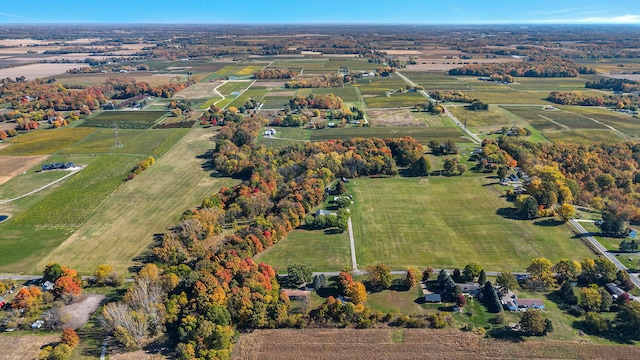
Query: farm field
0 155 49 185
309 126 468 144
217 80 252 96
174 82 224 99
543 129 625 144
348 175 594 271
0 333 61 360
255 229 351 272
0 128 96 156
403 72 472 91
227 88 270 108
232 328 640 360
261 96 292 109
80 110 167 129
364 92 425 108
59 128 189 155
34 128 238 275
560 106 640 138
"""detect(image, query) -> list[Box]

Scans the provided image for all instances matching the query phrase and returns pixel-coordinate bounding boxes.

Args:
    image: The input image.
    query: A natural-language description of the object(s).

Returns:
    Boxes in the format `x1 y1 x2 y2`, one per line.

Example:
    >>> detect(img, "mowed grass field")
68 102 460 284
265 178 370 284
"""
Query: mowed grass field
348 175 594 271
254 229 351 272
34 129 238 275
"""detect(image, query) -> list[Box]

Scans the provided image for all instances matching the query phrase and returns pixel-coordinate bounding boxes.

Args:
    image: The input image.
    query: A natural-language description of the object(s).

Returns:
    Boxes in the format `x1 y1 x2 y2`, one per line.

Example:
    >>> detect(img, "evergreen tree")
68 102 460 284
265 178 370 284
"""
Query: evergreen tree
483 281 502 313
478 269 487 286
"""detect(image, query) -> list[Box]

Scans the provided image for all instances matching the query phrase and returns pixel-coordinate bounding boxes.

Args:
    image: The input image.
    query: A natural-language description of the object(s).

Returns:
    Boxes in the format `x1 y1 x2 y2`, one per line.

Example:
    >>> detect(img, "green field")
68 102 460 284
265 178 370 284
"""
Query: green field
309 87 361 102
0 128 96 156
217 81 252 96
255 229 351 272
404 72 472 91
355 77 409 96
262 96 292 109
80 111 167 129
7 155 143 228
32 129 238 275
560 106 640 138
228 88 270 109
364 92 425 108
542 129 624 144
309 126 469 144
59 128 189 155
349 175 594 271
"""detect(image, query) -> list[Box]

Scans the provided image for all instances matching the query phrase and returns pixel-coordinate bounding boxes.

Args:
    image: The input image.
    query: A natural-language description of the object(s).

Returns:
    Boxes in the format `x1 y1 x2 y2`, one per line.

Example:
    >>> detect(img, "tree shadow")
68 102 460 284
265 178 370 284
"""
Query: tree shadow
486 326 525 342
496 207 523 220
533 219 564 227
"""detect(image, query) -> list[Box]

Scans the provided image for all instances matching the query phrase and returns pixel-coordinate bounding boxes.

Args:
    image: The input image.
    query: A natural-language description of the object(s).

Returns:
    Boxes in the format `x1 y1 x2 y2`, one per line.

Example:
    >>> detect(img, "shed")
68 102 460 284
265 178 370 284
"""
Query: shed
281 289 310 300
315 210 333 217
31 320 44 329
629 229 637 239
605 283 625 299
424 293 442 303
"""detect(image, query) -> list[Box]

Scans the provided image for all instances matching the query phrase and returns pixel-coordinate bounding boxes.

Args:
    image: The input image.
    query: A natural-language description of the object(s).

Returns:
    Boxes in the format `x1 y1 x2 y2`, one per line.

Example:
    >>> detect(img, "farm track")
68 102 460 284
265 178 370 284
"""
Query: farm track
0 166 84 205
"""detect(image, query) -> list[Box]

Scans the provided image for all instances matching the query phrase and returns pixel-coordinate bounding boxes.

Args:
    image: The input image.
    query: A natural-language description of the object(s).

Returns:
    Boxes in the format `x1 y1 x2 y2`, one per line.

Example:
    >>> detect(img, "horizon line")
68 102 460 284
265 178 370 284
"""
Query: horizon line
1 22 640 26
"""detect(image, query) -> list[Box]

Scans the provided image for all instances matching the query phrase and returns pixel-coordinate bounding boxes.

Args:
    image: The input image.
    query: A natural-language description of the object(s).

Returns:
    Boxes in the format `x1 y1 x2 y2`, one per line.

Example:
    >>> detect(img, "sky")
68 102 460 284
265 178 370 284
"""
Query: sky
0 0 639 25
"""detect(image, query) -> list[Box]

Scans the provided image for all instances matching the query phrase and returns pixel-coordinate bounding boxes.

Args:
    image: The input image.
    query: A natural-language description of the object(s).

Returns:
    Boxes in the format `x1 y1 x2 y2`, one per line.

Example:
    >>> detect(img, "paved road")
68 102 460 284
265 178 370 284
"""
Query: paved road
569 219 640 289
347 217 358 271
395 71 481 144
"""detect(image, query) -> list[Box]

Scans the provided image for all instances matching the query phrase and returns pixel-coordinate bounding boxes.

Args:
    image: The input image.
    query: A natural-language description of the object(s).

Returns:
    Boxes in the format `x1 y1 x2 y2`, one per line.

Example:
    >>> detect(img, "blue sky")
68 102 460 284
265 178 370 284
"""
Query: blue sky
0 0 639 24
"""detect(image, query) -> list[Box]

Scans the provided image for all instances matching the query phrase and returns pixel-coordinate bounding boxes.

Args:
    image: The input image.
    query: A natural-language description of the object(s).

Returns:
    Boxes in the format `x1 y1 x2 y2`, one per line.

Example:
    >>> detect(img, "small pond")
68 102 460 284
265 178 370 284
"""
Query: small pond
0 215 9 223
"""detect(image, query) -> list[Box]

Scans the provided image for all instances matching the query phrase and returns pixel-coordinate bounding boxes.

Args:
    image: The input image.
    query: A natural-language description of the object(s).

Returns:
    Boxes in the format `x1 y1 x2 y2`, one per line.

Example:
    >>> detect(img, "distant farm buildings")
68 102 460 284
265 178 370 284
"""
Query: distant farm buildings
41 162 75 171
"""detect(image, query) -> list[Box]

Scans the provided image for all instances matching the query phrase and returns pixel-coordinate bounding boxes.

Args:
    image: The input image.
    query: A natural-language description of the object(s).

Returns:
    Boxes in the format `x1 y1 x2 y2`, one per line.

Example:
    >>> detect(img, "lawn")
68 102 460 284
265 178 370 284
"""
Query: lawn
262 96 292 109
32 129 238 275
0 128 96 156
254 229 351 273
348 175 594 271
79 110 167 129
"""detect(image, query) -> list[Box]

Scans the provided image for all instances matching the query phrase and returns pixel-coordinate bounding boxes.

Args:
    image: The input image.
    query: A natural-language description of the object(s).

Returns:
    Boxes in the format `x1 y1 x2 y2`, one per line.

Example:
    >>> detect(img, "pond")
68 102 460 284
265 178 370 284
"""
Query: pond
0 215 9 223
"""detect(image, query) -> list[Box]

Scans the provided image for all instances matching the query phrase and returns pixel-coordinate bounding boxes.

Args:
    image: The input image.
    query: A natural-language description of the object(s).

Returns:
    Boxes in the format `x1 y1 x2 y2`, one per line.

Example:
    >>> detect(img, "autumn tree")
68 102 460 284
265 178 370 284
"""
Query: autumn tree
61 328 80 348
519 308 547 336
94 264 113 285
462 262 482 282
346 281 367 304
526 257 556 291
54 275 83 300
556 203 575 222
366 264 392 291
405 268 419 288
43 262 64 283
337 271 354 296
12 286 42 312
553 259 581 285
579 286 602 312
422 267 434 282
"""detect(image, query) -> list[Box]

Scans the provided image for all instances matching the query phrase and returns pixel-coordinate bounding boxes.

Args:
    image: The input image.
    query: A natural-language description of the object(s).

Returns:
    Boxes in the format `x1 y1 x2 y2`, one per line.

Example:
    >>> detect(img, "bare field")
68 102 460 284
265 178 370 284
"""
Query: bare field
0 333 59 360
54 72 181 86
404 57 522 72
62 294 106 330
367 109 425 127
383 50 423 55
233 328 640 360
0 63 86 80
0 155 48 186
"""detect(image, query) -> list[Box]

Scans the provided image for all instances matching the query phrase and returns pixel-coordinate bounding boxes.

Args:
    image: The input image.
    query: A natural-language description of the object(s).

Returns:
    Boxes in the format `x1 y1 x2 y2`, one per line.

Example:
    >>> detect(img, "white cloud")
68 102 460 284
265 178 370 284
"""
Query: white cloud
0 12 27 19
576 14 640 23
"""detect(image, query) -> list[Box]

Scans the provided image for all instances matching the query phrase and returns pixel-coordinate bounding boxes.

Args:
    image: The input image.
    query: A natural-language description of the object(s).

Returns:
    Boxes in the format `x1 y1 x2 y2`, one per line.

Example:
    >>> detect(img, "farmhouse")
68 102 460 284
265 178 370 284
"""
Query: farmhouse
459 283 482 296
315 209 333 217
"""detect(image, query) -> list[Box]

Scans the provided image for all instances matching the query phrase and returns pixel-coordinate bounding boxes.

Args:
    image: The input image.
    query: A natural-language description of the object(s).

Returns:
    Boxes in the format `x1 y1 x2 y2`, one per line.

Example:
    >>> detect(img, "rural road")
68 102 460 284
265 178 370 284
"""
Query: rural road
395 71 481 144
569 218 640 289
348 217 358 271
0 166 84 205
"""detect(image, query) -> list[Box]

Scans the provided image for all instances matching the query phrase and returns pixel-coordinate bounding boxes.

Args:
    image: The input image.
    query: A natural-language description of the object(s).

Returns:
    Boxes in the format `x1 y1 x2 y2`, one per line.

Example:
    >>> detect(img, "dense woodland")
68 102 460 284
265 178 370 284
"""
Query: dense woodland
546 91 639 109
586 78 640 93
498 137 640 222
449 58 595 78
